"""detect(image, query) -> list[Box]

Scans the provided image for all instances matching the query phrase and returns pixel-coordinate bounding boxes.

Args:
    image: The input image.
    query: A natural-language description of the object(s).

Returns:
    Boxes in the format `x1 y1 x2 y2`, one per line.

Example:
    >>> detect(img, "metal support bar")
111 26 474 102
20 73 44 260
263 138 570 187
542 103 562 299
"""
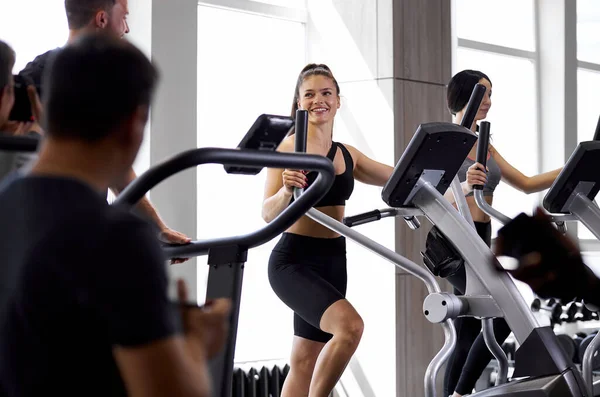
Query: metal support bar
462 296 504 319
570 193 600 240
413 181 539 343
205 261 245 397
424 320 457 397
423 293 466 323
295 200 451 397
582 326 600 395
482 318 509 386
423 294 504 323
474 189 512 225
301 206 442 294
451 175 476 229
544 213 578 223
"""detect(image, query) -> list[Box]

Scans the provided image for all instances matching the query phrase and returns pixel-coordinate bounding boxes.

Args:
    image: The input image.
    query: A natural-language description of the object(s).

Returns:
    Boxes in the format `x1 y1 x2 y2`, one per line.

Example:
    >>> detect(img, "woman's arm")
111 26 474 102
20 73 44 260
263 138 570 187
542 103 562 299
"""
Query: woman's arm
344 145 394 187
443 162 488 203
491 146 562 194
443 181 473 204
261 138 307 223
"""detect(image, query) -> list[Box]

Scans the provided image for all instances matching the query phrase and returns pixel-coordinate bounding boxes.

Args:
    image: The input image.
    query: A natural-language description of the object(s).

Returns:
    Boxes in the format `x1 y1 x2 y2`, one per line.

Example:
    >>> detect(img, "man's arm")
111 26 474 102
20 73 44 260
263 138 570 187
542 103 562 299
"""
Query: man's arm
114 336 212 397
91 220 229 397
495 208 600 307
111 167 191 246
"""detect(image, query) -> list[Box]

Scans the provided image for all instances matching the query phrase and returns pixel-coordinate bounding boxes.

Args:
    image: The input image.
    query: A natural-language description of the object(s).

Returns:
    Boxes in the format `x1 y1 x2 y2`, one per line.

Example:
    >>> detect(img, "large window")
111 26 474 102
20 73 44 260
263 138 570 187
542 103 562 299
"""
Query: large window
0 0 68 73
454 0 539 304
454 0 600 297
454 0 539 237
0 0 150 203
577 0 600 65
455 0 536 51
196 3 305 364
249 0 305 7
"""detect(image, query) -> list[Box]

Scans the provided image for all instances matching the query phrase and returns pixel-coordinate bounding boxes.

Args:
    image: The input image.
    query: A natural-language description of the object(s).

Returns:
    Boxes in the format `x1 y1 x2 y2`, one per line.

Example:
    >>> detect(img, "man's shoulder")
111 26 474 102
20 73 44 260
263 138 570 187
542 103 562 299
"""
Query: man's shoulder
1 176 158 245
104 205 161 241
33 190 164 266
19 48 61 85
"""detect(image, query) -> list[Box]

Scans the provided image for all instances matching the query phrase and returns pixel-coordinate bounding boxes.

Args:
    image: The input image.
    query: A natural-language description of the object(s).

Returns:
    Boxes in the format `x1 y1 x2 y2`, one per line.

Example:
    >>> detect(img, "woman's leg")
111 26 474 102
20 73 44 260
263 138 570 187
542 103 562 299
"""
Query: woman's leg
268 235 353 397
443 265 482 396
281 336 325 397
444 314 482 396
308 299 364 397
453 318 512 396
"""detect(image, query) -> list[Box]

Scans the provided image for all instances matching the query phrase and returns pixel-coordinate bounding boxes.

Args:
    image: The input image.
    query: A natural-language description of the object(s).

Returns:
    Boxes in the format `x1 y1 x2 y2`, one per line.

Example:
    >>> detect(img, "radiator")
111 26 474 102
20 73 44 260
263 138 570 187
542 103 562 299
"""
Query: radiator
232 363 290 397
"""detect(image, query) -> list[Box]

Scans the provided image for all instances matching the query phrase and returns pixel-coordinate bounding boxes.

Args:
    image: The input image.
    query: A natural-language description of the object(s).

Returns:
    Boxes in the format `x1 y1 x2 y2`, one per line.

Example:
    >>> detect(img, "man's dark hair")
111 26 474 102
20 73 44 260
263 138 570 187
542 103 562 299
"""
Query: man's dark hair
65 0 116 30
0 40 15 90
43 32 159 141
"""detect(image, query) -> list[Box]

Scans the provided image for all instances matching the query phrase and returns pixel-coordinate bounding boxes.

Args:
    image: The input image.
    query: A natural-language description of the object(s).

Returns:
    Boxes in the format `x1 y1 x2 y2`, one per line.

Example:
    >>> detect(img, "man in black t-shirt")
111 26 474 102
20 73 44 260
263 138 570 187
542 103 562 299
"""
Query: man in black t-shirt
0 33 230 397
18 0 191 250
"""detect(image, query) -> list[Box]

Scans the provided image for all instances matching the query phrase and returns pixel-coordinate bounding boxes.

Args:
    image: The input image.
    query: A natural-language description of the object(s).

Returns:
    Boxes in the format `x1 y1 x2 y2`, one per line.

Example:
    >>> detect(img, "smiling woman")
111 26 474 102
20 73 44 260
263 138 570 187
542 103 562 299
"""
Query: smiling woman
262 63 395 397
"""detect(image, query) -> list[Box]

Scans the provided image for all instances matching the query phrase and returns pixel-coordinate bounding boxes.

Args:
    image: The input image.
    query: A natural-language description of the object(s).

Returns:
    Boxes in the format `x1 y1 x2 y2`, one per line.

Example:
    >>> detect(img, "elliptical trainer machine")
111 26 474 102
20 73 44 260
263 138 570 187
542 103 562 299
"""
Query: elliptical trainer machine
114 114 335 397
474 119 600 396
290 84 588 396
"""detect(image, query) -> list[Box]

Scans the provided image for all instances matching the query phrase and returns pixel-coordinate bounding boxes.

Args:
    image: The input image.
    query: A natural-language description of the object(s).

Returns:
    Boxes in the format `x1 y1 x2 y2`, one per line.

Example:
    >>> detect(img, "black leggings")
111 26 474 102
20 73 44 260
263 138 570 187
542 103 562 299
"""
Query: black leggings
443 221 512 396
268 233 347 343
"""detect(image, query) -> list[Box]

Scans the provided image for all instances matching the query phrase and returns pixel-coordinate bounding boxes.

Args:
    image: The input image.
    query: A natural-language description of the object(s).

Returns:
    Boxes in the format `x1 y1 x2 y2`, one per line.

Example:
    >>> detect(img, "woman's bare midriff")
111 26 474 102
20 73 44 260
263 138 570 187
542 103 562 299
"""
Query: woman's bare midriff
455 195 494 223
286 205 345 238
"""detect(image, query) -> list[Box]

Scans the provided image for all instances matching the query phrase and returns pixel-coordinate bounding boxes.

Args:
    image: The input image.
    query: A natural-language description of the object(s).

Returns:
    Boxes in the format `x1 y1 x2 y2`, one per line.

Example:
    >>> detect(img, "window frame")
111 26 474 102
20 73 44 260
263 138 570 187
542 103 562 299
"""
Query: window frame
452 0 600 254
198 0 307 23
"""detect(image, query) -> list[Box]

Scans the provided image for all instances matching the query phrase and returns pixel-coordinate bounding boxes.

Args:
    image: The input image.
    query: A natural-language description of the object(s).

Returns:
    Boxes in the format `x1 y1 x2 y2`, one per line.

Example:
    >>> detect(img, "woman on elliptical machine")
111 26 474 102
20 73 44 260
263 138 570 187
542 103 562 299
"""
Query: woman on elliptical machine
262 63 395 397
443 69 563 397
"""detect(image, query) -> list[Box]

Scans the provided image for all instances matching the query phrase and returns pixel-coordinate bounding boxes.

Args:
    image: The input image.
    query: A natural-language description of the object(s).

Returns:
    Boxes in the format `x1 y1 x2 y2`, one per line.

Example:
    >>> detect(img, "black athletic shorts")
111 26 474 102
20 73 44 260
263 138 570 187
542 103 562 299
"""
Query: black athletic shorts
268 232 347 343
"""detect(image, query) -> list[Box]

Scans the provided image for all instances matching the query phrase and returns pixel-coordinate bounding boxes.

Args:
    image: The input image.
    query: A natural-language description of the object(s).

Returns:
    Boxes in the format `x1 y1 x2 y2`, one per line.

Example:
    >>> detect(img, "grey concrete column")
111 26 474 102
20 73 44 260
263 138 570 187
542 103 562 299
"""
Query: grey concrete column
149 0 199 302
394 1 452 396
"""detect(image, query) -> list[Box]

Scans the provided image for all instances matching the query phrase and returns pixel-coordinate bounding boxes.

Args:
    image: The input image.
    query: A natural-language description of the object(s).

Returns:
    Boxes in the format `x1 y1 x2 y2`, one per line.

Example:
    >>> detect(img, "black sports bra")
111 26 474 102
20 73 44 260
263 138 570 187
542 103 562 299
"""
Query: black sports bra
290 141 354 207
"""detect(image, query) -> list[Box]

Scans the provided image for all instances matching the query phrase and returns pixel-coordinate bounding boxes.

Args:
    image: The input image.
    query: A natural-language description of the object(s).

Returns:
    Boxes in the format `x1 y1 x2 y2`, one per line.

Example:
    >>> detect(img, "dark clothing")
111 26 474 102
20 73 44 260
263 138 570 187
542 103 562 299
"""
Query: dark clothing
444 221 512 396
457 154 501 198
0 175 180 396
18 48 60 88
445 315 512 395
290 141 354 207
269 141 354 343
268 233 347 343
446 221 492 294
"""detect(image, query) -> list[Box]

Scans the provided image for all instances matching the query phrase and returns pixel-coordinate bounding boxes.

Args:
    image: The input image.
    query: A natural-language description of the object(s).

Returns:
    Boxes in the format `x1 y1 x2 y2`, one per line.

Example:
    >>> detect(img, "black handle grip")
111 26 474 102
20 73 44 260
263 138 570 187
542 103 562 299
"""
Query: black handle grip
113 148 335 259
0 134 40 152
343 210 382 227
473 121 491 190
295 109 308 154
460 84 486 130
594 113 600 141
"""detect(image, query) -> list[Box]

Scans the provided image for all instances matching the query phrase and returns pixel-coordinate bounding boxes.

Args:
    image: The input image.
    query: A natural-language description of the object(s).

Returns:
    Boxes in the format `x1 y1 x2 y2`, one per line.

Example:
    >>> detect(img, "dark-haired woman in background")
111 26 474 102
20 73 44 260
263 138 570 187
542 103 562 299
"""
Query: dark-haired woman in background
443 69 563 397
262 63 394 397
